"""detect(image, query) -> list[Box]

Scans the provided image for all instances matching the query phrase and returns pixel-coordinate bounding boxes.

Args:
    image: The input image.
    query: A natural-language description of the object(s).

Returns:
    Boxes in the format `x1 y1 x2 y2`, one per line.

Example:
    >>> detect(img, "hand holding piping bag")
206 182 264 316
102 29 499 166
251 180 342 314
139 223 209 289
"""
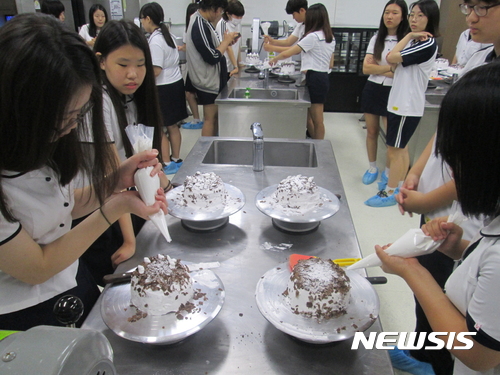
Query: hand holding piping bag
125 124 172 243
347 201 466 270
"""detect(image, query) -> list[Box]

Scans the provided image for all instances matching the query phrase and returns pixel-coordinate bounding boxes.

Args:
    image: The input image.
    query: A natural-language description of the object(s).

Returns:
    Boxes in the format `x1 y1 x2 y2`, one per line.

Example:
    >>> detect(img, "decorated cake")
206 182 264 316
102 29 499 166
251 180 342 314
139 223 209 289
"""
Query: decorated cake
271 175 321 211
284 257 351 319
182 171 227 210
130 254 193 315
280 62 295 75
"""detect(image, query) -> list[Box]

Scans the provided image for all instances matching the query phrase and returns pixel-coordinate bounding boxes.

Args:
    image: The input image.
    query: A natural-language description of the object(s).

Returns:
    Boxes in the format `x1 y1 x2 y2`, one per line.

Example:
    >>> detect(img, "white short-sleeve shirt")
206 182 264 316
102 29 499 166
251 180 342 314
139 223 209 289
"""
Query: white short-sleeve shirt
445 216 500 375
292 22 305 40
215 19 242 71
297 31 335 72
0 167 78 314
387 38 438 117
148 29 183 86
79 24 93 42
459 46 496 78
102 89 138 162
455 30 492 67
366 33 398 86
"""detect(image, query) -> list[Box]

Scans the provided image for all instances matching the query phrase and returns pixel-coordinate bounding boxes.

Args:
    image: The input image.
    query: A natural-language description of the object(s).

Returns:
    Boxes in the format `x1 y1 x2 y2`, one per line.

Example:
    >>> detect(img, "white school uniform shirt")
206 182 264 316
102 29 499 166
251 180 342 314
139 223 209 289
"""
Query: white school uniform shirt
297 31 335 72
387 38 438 117
148 29 183 86
445 215 500 375
0 167 78 314
455 30 492 67
292 22 305 40
102 89 138 162
418 137 483 241
216 18 242 72
366 34 398 86
459 46 497 78
79 24 93 42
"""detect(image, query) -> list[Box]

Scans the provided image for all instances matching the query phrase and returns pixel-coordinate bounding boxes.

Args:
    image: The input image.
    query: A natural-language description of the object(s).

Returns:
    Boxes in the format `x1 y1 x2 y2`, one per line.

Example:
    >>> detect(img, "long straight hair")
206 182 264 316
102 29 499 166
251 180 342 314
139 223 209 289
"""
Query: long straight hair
303 3 333 43
373 0 409 61
140 2 175 49
0 14 118 222
436 61 500 217
94 20 164 162
88 4 108 38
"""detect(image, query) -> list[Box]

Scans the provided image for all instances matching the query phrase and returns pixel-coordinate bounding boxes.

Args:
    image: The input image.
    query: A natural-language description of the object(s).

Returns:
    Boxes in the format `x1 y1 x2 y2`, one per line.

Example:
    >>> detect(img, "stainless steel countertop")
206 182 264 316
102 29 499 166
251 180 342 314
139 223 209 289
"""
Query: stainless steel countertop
82 137 393 375
216 70 310 106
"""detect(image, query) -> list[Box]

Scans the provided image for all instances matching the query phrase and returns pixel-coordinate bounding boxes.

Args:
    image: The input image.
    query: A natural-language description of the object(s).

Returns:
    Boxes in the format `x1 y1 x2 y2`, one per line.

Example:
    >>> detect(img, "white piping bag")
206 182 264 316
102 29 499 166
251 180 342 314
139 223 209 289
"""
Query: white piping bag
347 201 466 270
125 124 172 243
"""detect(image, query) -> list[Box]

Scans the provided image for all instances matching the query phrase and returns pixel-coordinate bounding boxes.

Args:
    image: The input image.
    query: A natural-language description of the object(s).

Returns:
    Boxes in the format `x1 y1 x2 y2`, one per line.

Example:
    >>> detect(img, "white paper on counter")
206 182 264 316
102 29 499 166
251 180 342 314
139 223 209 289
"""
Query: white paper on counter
348 202 466 270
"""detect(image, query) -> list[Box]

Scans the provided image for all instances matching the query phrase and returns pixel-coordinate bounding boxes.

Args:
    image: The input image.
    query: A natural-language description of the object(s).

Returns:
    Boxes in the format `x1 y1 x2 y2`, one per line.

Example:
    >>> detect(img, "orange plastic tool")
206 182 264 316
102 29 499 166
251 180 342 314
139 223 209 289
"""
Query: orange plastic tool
288 254 360 271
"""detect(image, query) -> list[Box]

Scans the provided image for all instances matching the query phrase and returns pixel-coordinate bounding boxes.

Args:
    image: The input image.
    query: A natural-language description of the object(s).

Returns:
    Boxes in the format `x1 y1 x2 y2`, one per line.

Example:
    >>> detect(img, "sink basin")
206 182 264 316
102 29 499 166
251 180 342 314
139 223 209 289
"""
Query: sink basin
425 94 444 106
229 88 299 100
202 140 318 167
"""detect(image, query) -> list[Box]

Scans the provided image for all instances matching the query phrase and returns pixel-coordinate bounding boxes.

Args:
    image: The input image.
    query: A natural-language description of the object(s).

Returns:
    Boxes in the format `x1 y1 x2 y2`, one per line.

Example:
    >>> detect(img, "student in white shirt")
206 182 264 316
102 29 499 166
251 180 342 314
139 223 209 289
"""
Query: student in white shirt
360 0 409 186
452 29 491 67
263 0 307 53
140 2 187 175
377 61 500 375
270 3 335 139
216 0 245 78
0 13 166 330
79 4 108 49
458 0 500 78
365 0 439 208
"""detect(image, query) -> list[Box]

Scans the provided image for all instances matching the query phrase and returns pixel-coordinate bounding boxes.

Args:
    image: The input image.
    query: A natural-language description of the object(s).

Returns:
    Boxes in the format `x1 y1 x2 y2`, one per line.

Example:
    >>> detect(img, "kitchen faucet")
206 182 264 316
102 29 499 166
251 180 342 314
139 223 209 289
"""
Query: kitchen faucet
250 122 264 171
259 67 270 89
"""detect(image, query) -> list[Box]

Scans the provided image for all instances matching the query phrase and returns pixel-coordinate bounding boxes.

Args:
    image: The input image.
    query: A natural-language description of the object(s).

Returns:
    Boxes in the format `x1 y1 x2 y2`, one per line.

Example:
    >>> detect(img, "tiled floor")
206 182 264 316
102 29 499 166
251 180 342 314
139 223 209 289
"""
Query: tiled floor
172 111 420 374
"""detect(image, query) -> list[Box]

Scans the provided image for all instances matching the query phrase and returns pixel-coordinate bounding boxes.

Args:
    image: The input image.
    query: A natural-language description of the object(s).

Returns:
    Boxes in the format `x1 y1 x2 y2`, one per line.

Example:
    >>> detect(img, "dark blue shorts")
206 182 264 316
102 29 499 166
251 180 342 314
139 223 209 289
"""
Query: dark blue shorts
306 70 330 104
386 113 421 148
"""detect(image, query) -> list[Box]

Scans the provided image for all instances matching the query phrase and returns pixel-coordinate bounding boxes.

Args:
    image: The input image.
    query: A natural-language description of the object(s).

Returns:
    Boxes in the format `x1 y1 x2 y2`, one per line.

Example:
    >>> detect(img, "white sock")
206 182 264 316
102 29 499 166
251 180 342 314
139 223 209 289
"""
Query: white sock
192 118 200 123
386 186 397 195
171 157 181 162
369 162 377 170
385 167 390 176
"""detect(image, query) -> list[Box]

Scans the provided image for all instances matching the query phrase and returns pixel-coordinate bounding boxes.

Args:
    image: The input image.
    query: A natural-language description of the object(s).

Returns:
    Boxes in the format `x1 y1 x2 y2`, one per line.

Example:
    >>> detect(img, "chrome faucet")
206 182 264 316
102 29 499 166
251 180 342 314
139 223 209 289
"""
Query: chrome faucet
259 68 270 89
250 122 264 171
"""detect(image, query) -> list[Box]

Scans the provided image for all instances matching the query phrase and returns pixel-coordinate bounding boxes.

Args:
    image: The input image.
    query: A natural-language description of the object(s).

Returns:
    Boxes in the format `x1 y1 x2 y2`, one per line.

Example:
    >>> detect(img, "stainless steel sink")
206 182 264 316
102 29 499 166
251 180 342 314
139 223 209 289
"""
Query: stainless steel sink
202 140 318 167
229 88 299 100
425 94 444 106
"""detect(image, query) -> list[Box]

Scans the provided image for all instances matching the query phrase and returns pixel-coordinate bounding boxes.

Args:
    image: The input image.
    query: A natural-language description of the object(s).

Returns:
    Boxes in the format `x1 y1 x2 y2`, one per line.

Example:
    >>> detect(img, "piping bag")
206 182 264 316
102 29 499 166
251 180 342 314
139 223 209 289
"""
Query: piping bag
347 201 466 270
125 124 172 243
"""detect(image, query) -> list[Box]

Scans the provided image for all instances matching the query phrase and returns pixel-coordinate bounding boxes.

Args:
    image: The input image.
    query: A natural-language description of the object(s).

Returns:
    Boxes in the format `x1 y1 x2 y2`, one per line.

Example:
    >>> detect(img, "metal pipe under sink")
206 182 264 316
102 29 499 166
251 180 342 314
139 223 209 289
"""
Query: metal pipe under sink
250 122 264 171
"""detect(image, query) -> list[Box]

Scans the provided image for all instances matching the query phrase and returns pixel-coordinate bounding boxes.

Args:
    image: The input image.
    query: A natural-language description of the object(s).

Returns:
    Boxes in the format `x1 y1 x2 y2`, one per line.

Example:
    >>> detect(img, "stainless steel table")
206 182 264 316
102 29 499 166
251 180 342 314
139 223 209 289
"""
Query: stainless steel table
83 137 393 375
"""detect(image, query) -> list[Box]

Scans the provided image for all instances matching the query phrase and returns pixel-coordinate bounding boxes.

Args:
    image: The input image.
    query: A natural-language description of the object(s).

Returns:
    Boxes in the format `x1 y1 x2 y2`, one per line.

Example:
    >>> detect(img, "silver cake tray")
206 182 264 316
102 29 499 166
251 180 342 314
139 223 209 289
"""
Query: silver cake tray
255 263 379 344
166 183 245 221
255 185 340 223
101 268 225 345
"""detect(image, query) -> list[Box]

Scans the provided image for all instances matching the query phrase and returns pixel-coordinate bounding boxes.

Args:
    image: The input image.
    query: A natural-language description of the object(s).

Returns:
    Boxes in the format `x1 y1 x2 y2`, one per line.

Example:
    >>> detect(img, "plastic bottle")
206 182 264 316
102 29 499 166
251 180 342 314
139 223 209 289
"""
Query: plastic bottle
244 88 251 99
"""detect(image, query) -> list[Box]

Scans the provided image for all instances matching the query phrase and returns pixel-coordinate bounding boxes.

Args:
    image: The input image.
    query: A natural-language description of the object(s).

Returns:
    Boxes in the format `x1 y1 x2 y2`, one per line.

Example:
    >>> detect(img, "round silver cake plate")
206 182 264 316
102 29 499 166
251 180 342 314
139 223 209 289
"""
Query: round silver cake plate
166 183 245 231
101 269 225 345
255 185 340 233
255 263 380 344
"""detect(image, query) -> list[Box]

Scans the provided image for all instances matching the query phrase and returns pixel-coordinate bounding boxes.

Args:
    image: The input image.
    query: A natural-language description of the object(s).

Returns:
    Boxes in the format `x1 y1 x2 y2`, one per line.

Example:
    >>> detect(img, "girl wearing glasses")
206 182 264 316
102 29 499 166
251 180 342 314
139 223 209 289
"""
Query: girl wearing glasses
0 14 166 330
365 0 440 208
378 60 500 375
360 0 409 186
